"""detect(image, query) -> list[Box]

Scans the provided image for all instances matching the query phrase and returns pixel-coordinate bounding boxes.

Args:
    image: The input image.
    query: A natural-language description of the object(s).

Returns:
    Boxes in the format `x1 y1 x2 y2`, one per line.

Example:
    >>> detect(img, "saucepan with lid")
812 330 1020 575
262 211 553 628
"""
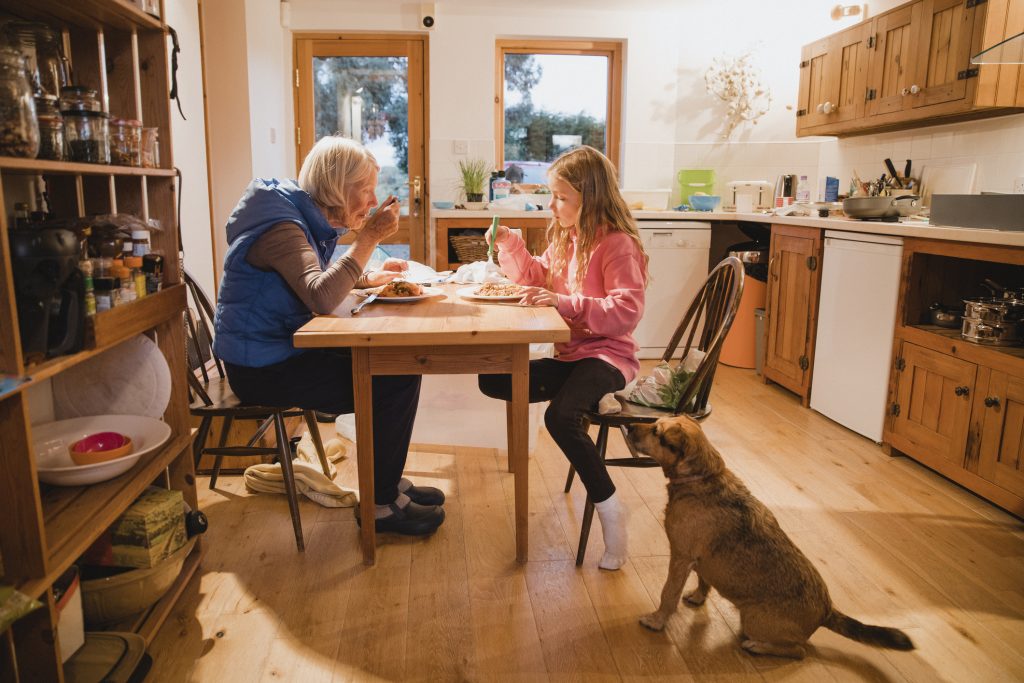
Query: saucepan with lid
961 288 1024 345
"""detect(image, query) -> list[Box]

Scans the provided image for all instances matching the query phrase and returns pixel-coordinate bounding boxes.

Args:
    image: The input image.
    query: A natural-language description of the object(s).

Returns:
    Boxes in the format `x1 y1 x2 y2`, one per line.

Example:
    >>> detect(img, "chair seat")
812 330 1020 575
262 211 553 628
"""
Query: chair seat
585 394 677 426
190 376 302 419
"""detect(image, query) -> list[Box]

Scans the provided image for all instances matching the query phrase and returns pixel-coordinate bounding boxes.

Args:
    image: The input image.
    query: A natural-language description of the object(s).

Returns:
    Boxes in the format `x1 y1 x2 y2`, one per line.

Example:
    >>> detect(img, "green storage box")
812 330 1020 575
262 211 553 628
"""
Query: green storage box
677 169 715 199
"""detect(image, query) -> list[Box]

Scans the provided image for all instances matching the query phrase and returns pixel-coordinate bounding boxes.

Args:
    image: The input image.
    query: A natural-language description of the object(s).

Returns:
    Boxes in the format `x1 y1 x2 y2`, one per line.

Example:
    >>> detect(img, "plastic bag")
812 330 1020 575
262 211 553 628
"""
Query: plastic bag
626 350 706 410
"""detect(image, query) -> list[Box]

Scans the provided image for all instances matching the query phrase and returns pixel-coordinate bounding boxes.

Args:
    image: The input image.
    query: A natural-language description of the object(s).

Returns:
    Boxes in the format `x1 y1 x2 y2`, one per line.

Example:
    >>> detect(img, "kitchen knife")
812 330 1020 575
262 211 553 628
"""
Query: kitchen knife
351 292 378 315
884 158 902 188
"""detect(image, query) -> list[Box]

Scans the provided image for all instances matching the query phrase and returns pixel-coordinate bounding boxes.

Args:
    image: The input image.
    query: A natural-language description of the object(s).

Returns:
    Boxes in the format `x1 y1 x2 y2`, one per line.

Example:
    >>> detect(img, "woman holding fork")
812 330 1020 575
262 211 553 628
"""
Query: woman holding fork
213 135 445 536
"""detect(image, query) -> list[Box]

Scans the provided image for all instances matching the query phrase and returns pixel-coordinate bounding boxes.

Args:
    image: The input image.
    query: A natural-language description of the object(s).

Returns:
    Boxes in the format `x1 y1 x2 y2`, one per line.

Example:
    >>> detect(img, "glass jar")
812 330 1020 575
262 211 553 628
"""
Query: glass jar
63 109 110 163
10 22 68 99
110 117 141 166
0 48 40 157
35 94 63 160
59 85 102 113
140 126 159 168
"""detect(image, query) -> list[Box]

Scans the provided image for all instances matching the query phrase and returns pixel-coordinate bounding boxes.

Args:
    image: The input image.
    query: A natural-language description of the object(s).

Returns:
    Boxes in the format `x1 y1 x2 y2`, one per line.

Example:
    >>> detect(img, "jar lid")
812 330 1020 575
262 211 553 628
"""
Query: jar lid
120 118 142 127
125 256 143 267
94 276 115 288
61 109 110 118
131 229 150 239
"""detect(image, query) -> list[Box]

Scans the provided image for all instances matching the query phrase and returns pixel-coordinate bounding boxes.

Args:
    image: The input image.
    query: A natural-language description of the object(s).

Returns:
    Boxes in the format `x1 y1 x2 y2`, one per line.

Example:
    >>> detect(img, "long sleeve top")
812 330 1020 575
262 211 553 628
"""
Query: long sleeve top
497 228 646 382
247 222 367 314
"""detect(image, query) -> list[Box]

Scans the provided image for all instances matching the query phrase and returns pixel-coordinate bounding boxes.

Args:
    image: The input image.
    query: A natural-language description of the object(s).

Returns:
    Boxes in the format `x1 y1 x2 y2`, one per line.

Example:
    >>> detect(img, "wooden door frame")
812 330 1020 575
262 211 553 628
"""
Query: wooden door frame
292 32 429 263
494 39 623 171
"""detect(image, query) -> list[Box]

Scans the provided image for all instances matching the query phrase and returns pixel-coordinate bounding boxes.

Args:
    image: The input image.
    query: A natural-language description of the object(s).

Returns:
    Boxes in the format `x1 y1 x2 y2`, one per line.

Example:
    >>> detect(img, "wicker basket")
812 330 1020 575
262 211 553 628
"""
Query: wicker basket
450 233 489 263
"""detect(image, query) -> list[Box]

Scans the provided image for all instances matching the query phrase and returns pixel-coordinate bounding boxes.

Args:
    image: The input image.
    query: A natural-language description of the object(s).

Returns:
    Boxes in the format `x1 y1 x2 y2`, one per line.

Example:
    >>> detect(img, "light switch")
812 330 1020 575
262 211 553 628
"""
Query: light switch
269 127 276 144
452 139 468 155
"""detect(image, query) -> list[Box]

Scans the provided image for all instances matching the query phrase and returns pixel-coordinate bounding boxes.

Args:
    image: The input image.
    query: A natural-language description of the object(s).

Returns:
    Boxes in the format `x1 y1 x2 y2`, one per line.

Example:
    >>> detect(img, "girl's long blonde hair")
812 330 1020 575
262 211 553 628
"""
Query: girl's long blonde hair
545 145 648 292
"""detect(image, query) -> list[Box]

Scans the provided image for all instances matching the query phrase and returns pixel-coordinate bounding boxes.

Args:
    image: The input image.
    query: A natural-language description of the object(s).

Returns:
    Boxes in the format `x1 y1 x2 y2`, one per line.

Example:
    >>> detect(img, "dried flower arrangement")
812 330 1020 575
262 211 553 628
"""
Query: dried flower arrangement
704 52 772 139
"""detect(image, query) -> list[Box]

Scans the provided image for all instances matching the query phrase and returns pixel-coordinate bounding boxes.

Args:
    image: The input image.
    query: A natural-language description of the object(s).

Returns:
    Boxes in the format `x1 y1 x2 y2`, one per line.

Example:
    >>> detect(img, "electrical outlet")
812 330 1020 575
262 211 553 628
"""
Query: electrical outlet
452 139 468 155
1014 176 1024 194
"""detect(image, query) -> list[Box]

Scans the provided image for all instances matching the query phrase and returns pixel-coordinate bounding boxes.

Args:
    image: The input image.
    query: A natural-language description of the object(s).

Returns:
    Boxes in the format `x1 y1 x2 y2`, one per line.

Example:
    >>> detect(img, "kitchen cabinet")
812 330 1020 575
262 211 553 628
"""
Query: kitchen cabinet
884 237 1024 516
762 224 823 406
434 215 549 271
0 1 197 679
797 0 1024 137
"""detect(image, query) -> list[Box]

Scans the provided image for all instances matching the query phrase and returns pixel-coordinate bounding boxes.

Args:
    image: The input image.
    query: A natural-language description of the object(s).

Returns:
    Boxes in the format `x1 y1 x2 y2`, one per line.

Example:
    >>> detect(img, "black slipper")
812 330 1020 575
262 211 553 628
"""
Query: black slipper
354 501 444 536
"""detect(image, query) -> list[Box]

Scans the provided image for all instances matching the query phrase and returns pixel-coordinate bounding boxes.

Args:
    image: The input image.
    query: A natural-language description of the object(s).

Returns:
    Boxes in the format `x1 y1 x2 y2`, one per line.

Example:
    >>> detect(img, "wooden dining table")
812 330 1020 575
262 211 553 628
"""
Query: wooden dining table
293 283 570 565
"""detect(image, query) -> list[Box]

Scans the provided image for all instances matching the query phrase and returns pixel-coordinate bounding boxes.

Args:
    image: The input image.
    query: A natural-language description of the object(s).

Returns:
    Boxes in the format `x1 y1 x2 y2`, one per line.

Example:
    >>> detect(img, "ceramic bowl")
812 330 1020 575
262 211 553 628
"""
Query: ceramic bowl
688 195 721 211
431 200 455 209
69 432 134 465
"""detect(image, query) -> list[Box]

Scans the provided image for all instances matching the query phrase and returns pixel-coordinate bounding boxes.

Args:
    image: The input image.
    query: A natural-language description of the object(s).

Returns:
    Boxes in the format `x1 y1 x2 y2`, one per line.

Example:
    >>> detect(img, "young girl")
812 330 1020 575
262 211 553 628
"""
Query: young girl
479 145 648 570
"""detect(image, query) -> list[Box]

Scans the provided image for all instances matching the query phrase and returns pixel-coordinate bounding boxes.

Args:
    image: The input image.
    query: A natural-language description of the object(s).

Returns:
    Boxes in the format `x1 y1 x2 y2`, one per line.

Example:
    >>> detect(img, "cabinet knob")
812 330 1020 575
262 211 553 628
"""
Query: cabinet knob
984 396 1000 408
901 87 909 96
910 84 920 95
822 101 836 114
955 385 970 397
816 102 824 113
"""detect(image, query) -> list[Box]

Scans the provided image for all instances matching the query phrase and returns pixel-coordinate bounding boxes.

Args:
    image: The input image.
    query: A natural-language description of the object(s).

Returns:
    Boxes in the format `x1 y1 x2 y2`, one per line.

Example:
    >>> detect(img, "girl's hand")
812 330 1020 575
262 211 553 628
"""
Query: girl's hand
519 286 557 307
485 225 511 249
362 269 403 288
380 257 408 273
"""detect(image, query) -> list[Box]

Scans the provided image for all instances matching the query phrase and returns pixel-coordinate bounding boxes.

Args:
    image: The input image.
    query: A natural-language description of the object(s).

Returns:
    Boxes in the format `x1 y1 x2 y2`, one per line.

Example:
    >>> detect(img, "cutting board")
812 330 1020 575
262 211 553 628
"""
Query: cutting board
919 162 977 205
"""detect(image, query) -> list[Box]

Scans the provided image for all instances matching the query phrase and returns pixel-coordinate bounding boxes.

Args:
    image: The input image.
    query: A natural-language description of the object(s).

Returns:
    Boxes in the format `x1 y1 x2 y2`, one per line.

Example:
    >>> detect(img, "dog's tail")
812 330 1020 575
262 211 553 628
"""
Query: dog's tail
824 610 914 651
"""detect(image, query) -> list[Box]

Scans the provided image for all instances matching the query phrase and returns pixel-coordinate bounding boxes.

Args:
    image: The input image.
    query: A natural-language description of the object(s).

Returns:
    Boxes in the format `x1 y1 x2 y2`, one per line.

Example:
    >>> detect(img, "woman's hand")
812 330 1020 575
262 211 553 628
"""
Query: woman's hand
519 286 558 307
379 257 408 273
485 225 511 249
362 269 403 288
359 196 400 243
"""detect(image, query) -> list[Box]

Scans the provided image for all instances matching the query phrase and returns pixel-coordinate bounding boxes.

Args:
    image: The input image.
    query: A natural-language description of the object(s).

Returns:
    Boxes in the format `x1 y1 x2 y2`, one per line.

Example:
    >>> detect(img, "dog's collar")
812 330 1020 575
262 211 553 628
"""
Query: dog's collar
668 474 710 486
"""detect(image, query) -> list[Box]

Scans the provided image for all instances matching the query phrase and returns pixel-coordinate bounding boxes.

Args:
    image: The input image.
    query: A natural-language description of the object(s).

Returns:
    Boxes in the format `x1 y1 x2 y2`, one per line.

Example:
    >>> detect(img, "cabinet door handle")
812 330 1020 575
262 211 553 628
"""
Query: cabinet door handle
954 385 970 397
910 84 920 95
984 396 1000 408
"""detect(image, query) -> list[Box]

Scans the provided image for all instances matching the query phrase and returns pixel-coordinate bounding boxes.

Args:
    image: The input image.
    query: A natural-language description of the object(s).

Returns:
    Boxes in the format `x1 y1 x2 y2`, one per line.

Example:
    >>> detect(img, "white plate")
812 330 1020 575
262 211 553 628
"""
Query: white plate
456 286 525 302
355 286 445 303
33 415 173 486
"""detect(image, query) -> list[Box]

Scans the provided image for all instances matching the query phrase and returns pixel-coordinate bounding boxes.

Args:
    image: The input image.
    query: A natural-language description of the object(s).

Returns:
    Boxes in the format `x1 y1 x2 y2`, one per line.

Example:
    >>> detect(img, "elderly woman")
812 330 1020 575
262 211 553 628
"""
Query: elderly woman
213 135 443 536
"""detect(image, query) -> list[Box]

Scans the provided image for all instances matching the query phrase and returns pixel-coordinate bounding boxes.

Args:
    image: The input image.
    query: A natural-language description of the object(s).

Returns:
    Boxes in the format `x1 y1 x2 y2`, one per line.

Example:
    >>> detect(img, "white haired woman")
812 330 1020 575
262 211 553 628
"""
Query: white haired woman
213 135 443 536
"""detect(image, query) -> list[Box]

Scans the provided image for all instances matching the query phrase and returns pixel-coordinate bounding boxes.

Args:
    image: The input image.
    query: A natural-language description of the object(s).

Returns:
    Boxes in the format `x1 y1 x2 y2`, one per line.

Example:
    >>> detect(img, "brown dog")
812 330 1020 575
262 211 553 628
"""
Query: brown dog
631 415 913 659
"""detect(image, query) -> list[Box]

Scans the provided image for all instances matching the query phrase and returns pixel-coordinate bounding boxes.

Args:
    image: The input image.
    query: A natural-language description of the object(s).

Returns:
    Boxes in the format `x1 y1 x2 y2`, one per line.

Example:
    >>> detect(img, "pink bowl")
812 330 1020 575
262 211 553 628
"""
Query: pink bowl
69 432 133 465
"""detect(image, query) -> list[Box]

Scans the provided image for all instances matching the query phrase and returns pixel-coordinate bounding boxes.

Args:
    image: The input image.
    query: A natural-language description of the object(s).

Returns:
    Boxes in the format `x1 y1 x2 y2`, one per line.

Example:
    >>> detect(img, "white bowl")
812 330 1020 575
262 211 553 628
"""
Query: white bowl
34 415 173 486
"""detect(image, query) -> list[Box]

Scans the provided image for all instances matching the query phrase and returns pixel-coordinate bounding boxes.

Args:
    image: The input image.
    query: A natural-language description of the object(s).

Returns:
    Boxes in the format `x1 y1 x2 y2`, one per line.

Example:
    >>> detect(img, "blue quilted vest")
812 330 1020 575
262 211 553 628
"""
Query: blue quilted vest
212 178 343 367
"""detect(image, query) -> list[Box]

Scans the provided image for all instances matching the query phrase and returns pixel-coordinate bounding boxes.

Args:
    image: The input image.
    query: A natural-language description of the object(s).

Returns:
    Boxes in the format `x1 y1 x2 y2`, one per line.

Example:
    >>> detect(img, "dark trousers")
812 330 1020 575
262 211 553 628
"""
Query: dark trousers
225 349 421 504
479 357 625 503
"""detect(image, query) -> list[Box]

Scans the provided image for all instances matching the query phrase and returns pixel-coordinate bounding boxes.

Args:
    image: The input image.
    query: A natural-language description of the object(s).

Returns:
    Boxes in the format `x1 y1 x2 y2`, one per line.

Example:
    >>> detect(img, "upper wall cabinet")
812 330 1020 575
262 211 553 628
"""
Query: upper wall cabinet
797 0 1024 137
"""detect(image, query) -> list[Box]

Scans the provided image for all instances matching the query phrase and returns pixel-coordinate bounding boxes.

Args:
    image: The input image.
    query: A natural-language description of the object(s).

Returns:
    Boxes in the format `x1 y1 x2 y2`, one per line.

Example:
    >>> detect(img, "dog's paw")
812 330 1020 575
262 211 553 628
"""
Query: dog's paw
683 590 707 607
741 639 806 659
639 613 667 631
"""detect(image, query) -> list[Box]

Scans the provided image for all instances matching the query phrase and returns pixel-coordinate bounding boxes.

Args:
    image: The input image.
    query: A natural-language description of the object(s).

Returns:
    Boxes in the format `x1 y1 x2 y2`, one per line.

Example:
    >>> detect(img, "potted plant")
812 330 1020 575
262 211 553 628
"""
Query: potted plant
458 158 490 204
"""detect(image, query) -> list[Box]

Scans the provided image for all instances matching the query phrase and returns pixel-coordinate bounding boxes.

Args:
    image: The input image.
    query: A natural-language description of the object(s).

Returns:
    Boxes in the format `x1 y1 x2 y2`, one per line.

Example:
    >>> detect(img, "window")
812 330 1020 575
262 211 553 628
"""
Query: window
495 40 623 182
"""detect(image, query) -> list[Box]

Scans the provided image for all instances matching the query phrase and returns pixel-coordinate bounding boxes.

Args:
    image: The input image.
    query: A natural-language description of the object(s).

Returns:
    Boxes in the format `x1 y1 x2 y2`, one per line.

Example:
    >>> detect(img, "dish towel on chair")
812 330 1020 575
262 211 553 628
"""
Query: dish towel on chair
243 458 357 508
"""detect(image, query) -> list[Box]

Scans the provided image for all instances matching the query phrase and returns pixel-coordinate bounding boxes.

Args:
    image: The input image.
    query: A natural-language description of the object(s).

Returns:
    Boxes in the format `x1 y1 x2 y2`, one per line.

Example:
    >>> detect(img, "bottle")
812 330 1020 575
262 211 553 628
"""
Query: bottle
94 276 115 312
142 252 164 294
80 258 96 316
488 171 498 202
492 170 511 201
795 175 810 203
126 256 146 299
131 229 151 256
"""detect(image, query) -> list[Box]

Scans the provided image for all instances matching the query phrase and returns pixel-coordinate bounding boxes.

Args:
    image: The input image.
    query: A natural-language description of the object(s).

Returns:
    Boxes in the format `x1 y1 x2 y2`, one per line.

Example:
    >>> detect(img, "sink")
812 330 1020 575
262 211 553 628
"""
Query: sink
930 194 1024 231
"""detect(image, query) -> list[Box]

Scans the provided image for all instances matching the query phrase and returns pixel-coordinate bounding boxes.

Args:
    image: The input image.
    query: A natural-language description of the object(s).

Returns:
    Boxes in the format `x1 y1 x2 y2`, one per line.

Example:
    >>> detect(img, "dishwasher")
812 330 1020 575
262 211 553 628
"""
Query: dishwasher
635 221 711 359
810 230 903 442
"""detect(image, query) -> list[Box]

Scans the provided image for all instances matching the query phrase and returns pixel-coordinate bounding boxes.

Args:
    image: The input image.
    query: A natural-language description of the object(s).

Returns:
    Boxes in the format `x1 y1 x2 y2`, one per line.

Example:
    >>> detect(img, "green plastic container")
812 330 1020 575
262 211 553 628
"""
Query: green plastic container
677 169 715 199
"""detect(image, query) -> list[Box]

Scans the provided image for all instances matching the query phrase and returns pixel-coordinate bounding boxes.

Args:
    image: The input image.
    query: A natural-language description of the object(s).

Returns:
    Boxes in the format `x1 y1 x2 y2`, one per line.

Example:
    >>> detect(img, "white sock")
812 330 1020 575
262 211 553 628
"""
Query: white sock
594 492 629 570
375 492 410 519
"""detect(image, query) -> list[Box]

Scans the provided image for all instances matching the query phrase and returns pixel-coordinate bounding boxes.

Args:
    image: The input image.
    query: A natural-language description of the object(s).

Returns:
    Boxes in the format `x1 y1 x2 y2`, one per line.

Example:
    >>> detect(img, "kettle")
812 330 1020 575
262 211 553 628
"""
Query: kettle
774 174 797 205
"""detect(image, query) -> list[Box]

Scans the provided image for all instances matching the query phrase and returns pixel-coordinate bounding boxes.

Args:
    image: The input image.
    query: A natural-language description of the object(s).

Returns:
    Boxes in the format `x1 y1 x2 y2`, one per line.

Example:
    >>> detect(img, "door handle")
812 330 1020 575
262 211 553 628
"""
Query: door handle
411 175 421 218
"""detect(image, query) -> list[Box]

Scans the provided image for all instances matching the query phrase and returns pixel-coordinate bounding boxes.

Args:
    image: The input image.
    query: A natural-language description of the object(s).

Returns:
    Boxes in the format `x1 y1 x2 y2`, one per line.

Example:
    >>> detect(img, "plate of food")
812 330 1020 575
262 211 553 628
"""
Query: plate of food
457 282 526 302
356 281 445 302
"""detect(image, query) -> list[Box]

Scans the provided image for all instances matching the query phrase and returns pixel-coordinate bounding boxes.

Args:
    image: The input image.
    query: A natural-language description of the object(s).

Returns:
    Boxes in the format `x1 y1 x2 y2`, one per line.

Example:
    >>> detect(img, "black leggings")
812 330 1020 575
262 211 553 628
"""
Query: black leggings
479 357 625 503
225 349 421 505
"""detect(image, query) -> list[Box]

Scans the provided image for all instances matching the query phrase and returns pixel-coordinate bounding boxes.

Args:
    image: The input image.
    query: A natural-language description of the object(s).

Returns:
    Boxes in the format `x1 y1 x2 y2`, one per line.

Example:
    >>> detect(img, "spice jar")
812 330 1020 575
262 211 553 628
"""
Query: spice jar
63 110 110 163
110 118 141 166
0 48 40 157
59 85 102 112
142 252 164 294
140 126 159 168
131 229 151 256
94 276 116 312
35 94 63 160
10 23 68 99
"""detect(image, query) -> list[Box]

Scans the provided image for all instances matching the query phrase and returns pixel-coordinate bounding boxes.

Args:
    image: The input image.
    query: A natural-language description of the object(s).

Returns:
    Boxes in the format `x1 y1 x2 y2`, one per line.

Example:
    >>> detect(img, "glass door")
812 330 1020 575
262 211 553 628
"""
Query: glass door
294 35 427 262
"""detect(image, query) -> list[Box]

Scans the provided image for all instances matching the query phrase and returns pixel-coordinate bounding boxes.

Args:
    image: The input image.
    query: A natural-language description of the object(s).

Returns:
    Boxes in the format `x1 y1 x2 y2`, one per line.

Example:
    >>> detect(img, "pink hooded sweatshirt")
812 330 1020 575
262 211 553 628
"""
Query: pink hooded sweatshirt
498 228 646 383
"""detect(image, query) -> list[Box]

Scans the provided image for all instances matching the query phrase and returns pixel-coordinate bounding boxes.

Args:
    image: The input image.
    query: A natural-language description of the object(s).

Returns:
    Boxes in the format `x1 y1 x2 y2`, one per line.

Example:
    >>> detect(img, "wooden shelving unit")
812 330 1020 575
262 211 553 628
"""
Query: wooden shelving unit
0 1 198 679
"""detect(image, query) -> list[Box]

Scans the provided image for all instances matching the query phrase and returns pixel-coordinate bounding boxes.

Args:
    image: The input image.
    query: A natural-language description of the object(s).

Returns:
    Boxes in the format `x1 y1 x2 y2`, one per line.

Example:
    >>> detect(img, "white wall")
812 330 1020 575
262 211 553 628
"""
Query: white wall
165 0 215 298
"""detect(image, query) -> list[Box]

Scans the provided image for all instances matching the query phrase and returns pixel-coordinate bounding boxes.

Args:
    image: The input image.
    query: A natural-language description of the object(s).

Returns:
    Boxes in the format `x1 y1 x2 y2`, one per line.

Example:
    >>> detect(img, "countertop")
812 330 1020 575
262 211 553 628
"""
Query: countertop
431 208 1024 248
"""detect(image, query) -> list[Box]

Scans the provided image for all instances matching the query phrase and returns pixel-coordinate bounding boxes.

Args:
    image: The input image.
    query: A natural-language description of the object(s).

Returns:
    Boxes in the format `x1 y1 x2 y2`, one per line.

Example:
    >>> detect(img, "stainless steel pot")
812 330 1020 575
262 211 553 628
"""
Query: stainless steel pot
962 297 1024 324
929 303 961 328
961 315 1021 346
842 195 919 219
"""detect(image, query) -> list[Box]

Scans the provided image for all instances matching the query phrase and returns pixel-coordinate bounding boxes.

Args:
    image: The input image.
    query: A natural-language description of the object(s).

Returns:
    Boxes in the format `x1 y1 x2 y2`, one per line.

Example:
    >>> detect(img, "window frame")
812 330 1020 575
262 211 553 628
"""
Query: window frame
494 39 623 172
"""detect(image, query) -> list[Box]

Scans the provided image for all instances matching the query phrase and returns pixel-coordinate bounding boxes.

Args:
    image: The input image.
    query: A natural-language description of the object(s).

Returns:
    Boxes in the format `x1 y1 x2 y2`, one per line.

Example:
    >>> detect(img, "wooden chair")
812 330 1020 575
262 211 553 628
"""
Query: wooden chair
565 256 745 565
183 270 331 552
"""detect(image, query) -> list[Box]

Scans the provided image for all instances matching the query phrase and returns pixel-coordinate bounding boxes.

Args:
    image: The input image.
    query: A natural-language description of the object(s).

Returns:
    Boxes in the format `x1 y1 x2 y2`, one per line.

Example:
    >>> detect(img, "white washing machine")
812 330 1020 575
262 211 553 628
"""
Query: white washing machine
635 221 712 359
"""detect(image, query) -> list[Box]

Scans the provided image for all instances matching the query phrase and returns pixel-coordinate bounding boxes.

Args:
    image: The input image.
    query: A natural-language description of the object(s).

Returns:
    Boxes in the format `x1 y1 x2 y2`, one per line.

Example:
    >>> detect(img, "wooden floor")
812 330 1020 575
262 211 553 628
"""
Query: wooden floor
148 364 1024 682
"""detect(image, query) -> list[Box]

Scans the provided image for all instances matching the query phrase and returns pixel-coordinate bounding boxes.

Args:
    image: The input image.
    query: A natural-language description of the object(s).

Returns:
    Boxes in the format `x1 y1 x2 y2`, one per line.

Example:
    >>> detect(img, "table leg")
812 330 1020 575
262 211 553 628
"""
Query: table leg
506 401 514 473
353 348 376 565
510 345 529 562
